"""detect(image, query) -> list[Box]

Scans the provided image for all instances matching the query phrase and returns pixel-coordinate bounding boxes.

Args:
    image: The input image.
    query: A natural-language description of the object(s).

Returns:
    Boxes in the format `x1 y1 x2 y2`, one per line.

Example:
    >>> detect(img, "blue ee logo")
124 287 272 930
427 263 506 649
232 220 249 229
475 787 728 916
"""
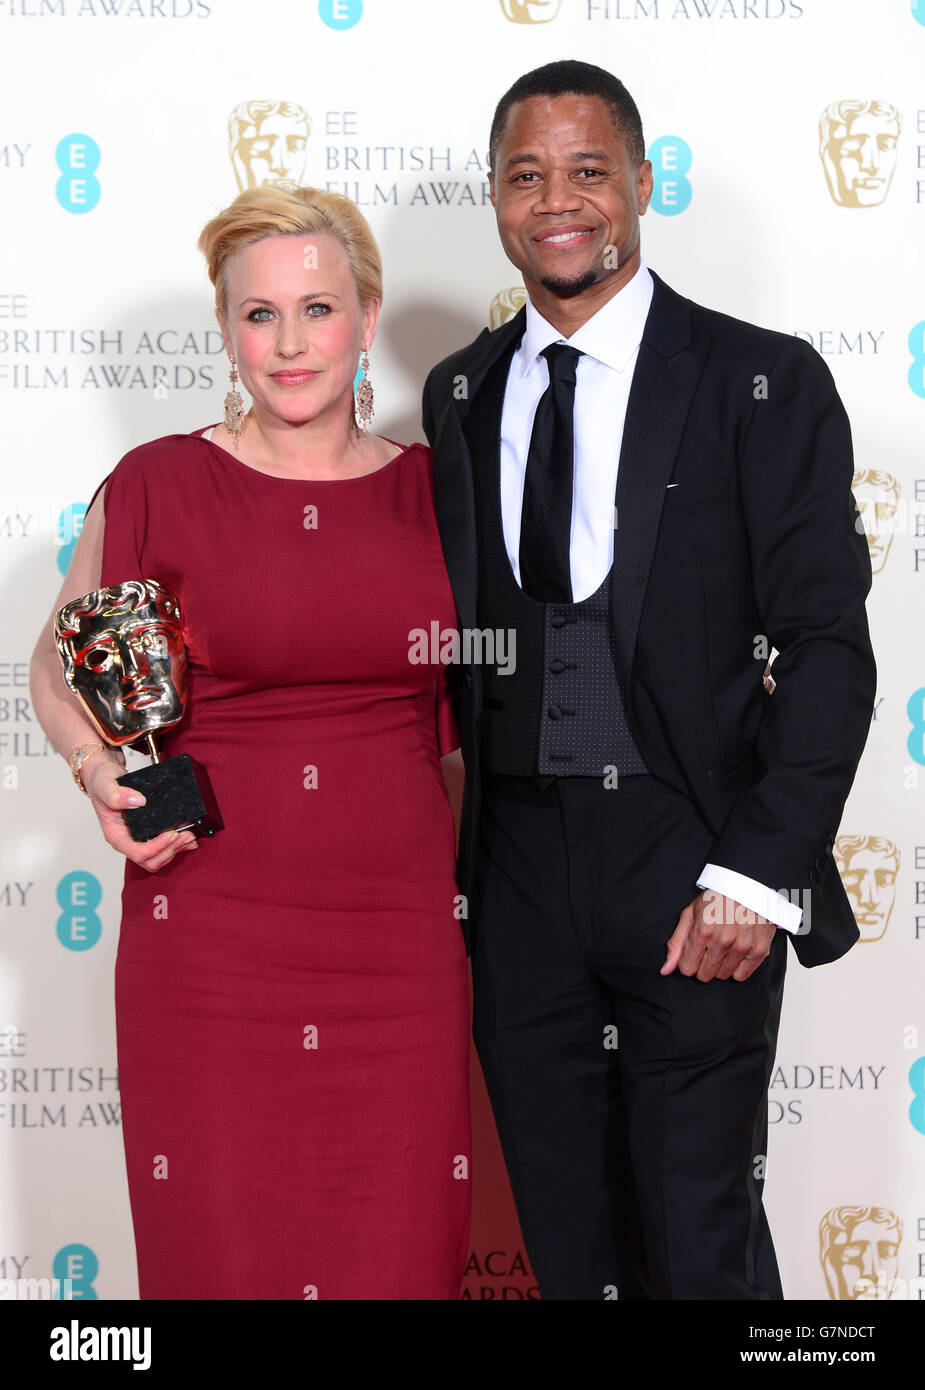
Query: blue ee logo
907 688 925 766
909 1057 925 1135
913 0 925 27
56 872 103 951
908 322 925 398
57 503 86 577
648 136 692 216
319 0 363 28
56 134 100 214
53 1243 98 1299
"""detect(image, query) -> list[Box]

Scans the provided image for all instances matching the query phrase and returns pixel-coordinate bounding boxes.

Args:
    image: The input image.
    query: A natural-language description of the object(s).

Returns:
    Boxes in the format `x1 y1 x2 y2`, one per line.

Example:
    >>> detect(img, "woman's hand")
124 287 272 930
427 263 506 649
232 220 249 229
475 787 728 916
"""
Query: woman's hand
81 753 198 872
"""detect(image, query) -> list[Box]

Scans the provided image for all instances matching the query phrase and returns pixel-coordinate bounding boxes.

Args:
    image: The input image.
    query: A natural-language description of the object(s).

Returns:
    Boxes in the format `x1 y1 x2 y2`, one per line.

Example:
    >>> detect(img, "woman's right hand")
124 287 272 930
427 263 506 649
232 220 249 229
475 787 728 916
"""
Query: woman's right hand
81 753 198 872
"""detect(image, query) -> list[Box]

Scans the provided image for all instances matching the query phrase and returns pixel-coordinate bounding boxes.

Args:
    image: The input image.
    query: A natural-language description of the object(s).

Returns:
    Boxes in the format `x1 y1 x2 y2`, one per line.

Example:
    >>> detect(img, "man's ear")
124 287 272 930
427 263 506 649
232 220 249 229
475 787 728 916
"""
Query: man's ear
636 159 654 216
488 171 497 209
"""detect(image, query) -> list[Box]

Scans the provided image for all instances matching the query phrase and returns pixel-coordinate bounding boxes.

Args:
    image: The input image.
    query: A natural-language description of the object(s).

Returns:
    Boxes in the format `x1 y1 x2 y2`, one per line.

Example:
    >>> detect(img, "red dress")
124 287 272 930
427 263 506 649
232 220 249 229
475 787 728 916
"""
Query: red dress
100 429 470 1300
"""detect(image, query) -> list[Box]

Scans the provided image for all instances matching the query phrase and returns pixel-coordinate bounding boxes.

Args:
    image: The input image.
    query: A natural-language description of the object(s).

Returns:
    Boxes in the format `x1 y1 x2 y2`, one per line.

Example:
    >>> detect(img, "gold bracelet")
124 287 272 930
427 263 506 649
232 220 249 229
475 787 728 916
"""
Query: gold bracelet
67 743 124 796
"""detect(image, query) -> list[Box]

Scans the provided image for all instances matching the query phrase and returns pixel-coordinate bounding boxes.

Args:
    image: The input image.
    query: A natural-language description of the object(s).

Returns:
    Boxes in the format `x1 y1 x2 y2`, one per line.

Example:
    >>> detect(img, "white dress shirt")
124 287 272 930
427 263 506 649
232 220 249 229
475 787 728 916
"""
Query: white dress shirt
500 262 653 602
498 262 800 934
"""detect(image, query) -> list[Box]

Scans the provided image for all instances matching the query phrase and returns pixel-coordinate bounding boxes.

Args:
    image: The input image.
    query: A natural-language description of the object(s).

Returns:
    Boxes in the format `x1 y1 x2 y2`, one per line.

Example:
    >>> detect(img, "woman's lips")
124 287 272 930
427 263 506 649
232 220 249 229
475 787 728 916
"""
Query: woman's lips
271 370 320 384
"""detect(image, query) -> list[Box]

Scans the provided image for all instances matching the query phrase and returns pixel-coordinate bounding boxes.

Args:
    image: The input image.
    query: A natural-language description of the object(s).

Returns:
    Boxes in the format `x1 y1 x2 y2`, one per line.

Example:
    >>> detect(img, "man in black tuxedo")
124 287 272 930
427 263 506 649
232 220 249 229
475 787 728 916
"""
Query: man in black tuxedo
422 60 876 1300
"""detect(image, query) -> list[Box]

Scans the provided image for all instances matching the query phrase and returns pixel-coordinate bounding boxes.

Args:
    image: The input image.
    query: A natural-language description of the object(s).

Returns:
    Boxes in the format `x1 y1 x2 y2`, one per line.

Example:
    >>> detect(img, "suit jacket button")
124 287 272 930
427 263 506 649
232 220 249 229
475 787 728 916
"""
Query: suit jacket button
547 705 563 721
550 614 567 629
549 659 566 674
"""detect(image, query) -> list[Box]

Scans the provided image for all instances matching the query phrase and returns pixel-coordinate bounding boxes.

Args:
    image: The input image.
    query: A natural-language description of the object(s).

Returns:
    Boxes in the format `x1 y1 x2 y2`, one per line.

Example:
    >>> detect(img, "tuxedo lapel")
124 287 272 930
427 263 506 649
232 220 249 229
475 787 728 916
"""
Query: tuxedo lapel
609 273 709 689
430 309 526 633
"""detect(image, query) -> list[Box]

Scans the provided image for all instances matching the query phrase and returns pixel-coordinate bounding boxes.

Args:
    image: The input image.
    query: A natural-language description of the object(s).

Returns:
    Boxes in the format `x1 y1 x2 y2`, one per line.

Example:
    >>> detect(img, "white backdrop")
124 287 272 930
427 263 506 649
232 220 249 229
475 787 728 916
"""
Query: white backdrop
1 0 923 1301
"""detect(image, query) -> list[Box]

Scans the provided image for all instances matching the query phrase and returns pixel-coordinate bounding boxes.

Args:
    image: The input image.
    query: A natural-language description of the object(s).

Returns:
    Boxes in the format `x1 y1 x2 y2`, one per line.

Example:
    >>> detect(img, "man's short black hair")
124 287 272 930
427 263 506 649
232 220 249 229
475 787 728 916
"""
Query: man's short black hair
488 60 645 172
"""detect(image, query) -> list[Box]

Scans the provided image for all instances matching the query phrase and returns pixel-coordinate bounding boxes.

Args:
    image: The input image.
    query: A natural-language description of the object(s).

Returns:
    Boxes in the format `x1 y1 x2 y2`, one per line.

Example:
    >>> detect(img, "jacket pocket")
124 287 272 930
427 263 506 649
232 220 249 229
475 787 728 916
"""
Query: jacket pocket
707 749 753 784
662 472 734 512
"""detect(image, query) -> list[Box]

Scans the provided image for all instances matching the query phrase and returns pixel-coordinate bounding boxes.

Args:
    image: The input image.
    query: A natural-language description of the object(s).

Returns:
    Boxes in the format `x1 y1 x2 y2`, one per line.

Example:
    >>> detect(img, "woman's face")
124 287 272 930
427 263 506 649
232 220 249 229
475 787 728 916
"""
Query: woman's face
219 231 377 432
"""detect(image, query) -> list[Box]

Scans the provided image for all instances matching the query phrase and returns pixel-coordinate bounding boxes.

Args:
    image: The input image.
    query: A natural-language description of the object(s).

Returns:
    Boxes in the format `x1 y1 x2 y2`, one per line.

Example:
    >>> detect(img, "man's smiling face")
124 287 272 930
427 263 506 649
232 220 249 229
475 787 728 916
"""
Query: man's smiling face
489 92 652 308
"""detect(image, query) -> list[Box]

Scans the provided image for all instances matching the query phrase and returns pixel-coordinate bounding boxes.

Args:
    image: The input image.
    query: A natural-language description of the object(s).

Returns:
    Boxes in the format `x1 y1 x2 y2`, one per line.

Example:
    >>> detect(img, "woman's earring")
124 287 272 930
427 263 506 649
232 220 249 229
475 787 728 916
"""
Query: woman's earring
224 354 245 448
355 345 374 435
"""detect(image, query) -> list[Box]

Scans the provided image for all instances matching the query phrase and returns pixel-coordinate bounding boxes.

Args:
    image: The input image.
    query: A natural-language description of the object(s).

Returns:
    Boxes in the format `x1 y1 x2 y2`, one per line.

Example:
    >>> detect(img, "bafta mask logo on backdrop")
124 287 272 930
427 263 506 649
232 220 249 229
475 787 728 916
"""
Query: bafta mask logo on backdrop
489 287 527 329
852 469 900 574
229 101 311 192
819 101 901 208
834 835 899 943
820 1207 902 1300
499 0 561 22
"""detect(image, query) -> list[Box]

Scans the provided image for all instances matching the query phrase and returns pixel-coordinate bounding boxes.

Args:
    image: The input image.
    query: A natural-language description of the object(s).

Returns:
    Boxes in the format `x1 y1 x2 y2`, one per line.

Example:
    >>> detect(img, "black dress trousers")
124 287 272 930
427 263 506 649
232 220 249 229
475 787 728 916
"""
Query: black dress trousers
471 771 788 1301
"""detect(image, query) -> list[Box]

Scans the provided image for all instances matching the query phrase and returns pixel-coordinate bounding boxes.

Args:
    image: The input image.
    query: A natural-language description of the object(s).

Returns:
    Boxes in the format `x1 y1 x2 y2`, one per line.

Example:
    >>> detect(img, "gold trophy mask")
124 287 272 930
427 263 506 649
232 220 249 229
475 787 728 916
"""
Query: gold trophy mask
55 579 221 841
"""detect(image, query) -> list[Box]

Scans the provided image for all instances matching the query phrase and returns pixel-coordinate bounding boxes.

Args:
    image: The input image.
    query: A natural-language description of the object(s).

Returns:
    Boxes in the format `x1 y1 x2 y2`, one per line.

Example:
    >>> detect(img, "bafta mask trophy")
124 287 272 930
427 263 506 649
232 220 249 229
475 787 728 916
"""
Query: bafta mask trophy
55 580 221 841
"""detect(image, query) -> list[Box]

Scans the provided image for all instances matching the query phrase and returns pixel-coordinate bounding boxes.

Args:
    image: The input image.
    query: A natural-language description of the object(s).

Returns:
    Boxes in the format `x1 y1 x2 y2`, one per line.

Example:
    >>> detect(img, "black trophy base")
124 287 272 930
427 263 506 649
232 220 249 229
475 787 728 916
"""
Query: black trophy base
117 754 223 843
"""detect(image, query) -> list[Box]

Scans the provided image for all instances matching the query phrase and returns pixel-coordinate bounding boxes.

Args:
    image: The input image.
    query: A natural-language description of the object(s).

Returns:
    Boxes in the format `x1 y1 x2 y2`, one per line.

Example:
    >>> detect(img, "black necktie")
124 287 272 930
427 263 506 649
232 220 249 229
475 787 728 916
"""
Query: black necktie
519 343 581 604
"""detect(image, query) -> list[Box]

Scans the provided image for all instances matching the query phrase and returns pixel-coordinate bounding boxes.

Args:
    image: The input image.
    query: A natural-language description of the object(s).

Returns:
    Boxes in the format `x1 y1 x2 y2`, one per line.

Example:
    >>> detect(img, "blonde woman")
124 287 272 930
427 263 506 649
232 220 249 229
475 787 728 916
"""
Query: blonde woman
31 186 470 1300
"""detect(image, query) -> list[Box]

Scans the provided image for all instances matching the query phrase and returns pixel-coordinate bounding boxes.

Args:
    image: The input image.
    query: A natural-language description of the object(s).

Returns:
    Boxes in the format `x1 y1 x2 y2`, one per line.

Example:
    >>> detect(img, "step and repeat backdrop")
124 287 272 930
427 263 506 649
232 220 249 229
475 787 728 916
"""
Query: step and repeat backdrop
0 0 923 1302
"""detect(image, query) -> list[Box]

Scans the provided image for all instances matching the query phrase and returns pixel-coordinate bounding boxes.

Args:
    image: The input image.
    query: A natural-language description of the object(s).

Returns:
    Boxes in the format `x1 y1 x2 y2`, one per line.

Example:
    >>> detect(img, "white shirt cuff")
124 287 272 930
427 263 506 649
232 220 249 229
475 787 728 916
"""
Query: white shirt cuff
696 864 803 933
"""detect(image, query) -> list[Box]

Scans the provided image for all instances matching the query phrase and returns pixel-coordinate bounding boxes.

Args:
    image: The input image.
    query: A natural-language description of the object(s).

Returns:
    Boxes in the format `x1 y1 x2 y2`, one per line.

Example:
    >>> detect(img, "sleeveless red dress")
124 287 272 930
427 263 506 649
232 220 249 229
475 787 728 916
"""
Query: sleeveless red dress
100 428 470 1300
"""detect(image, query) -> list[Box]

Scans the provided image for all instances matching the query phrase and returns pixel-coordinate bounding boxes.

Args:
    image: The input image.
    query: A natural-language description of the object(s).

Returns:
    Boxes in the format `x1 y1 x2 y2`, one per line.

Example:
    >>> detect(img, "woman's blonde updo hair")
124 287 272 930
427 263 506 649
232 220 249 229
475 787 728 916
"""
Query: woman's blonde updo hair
198 184 383 320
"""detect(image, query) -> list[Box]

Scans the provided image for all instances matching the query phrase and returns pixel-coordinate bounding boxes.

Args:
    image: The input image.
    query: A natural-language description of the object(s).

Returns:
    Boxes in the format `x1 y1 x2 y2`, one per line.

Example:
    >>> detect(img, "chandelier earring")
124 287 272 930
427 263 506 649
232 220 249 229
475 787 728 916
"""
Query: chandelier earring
224 354 246 448
355 344 374 435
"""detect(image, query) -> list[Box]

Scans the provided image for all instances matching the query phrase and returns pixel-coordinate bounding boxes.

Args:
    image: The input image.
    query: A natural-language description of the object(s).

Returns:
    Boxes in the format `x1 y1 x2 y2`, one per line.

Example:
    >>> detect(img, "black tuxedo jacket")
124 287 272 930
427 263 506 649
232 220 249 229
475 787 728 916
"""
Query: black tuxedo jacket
422 271 876 967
